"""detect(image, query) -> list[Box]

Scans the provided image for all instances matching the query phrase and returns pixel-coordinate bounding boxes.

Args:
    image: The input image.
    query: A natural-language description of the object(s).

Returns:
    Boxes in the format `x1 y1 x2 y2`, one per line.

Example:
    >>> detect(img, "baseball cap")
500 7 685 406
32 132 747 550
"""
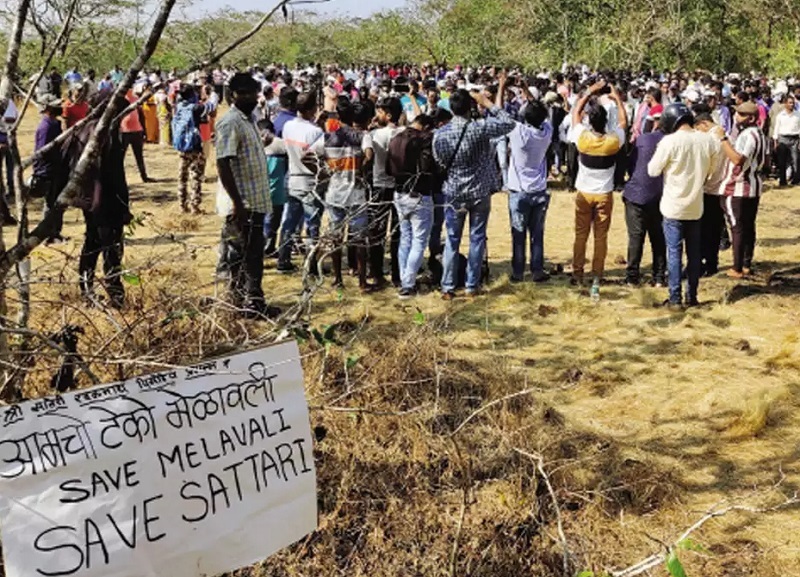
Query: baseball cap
647 104 664 120
37 94 62 112
734 101 759 116
681 88 700 103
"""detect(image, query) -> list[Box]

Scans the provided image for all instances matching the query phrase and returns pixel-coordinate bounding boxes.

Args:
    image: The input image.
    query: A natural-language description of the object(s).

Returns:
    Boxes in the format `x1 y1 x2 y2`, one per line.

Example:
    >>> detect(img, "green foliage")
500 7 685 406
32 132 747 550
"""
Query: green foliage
121 271 141 286
666 551 689 577
6 0 800 77
677 538 707 553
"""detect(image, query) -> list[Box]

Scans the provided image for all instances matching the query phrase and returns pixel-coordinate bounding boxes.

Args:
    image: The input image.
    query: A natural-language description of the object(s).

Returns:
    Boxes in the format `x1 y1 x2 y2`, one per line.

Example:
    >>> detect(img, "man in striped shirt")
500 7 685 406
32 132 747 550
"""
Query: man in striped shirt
716 101 767 279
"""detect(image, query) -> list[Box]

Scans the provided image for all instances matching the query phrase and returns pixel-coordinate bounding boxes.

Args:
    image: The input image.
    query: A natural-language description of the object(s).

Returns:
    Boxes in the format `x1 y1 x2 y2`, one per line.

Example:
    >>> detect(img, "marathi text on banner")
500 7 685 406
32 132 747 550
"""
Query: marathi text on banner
0 340 317 577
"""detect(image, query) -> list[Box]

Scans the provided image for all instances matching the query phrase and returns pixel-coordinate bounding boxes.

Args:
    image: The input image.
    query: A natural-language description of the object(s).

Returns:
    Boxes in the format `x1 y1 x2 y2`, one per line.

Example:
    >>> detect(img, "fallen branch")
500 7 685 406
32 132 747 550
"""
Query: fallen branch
514 448 571 577
610 489 800 577
450 385 544 436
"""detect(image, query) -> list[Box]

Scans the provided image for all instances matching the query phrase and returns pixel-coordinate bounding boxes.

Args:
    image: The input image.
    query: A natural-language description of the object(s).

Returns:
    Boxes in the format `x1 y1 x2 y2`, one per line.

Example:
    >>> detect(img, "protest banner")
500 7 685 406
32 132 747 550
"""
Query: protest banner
0 340 317 577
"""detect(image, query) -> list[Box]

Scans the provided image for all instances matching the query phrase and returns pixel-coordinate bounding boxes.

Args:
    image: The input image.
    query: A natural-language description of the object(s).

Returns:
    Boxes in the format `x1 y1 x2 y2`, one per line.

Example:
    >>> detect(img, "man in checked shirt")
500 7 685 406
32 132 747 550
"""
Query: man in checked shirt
433 75 515 301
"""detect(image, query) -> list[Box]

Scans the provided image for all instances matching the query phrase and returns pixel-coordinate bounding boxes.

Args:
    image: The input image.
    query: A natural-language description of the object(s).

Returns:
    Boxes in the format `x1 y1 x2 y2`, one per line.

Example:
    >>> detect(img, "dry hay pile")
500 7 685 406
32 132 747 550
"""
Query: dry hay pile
256 319 684 577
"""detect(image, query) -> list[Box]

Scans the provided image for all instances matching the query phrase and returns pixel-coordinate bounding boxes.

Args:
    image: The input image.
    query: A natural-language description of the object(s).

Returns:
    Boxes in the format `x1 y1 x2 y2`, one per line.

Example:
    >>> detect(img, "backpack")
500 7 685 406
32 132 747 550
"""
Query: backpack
387 128 435 193
171 101 201 153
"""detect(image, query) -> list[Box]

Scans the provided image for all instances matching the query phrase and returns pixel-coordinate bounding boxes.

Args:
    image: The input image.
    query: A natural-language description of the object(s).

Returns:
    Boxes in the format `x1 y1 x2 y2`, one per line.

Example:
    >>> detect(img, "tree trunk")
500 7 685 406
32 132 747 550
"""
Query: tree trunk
0 0 32 402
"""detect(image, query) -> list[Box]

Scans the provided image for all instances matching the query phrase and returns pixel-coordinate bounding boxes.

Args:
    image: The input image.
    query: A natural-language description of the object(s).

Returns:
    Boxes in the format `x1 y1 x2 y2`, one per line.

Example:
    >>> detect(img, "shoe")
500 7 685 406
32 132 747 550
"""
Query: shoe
532 272 551 283
625 278 640 288
653 280 666 288
465 289 483 299
276 263 297 275
143 177 156 183
241 302 282 320
45 234 67 245
370 277 389 291
685 299 700 308
398 287 417 300
510 275 524 284
702 268 718 278
570 276 584 287
331 279 345 290
661 299 684 311
726 268 745 279
743 267 753 276
441 292 455 301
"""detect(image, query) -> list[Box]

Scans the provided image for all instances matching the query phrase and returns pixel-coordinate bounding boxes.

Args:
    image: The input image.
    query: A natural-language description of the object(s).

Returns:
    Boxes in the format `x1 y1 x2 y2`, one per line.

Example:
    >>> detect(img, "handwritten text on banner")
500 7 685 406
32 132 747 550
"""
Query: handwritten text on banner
0 341 317 577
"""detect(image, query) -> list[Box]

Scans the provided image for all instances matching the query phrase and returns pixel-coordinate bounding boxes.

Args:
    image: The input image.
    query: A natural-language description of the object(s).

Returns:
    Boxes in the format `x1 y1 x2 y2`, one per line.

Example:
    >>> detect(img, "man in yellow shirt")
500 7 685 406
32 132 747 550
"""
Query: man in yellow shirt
569 79 628 288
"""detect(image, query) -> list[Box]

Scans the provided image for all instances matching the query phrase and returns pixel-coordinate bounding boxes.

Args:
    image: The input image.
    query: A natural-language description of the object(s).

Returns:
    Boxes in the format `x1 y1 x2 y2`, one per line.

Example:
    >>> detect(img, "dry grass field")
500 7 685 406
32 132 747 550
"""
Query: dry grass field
10 111 800 576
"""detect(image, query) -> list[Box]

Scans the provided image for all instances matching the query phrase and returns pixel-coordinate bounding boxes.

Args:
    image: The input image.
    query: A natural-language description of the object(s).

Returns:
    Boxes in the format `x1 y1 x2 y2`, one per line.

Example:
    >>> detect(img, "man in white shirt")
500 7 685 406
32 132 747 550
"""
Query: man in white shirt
771 94 800 187
277 91 324 275
0 98 18 207
648 103 721 309
363 96 403 288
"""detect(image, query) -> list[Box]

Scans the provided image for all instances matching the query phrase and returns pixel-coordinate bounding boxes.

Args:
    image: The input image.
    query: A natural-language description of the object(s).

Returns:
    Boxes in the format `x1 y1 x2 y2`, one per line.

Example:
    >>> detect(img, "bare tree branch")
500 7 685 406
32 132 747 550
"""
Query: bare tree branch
11 0 80 132
177 0 328 76
514 448 572 577
611 487 800 577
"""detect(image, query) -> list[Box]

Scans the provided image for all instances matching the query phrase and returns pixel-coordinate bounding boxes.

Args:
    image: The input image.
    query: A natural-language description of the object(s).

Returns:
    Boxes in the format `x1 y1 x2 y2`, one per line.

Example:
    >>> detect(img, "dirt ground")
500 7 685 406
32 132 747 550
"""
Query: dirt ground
10 111 800 575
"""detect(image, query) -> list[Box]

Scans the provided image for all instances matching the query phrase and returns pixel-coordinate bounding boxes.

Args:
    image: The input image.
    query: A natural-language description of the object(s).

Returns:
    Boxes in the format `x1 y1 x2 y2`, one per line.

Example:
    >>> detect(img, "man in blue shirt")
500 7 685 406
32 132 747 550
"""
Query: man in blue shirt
622 104 666 286
33 95 65 243
272 87 298 137
507 99 552 283
433 79 515 300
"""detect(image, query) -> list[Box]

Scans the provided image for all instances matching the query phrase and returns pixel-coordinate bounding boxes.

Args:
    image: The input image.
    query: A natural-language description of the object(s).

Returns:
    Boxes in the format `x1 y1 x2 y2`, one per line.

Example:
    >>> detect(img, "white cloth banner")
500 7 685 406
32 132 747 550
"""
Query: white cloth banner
0 341 317 577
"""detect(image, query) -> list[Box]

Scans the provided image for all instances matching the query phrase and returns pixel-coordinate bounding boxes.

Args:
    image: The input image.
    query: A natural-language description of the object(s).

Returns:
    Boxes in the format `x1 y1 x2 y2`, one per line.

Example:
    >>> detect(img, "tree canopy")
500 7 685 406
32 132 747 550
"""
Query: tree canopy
2 0 800 77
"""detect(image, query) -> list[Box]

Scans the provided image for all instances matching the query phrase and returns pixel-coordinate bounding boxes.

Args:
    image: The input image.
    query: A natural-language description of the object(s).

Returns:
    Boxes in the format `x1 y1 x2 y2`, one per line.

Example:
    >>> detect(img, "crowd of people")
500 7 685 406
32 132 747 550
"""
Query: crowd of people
2 61 798 317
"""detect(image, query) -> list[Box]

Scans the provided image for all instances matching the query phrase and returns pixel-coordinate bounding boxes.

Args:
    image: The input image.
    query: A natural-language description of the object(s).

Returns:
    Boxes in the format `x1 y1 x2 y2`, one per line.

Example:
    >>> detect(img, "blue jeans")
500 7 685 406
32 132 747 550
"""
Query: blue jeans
442 196 491 294
278 195 322 267
328 204 369 240
395 193 434 290
663 218 702 304
508 191 549 279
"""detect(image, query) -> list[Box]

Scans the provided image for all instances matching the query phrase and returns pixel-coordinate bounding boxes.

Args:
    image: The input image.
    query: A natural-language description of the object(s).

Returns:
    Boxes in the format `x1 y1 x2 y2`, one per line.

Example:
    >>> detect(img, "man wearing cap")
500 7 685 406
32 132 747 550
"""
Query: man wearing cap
717 101 767 278
216 73 277 319
622 104 666 286
33 95 65 244
647 103 720 309
771 93 800 187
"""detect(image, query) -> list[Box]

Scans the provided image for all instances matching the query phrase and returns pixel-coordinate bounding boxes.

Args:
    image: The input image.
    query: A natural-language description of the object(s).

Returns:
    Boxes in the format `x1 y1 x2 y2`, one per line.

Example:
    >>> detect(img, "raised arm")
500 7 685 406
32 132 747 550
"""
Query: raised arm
571 80 604 131
610 84 628 132
471 89 515 138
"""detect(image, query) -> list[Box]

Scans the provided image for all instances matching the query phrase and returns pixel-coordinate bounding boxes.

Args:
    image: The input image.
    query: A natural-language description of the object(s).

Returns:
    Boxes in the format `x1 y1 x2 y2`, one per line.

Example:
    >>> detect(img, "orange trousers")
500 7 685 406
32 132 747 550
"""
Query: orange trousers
572 191 614 280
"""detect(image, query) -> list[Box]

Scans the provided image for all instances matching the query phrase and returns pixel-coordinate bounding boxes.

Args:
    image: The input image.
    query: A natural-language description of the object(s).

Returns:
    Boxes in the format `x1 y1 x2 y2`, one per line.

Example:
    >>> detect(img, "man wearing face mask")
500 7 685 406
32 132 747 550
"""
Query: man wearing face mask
216 73 278 320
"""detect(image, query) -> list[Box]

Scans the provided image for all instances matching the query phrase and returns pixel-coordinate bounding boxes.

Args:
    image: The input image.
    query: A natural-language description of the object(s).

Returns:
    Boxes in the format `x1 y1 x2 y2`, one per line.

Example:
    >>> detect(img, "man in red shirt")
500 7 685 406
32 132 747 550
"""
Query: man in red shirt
62 83 89 129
